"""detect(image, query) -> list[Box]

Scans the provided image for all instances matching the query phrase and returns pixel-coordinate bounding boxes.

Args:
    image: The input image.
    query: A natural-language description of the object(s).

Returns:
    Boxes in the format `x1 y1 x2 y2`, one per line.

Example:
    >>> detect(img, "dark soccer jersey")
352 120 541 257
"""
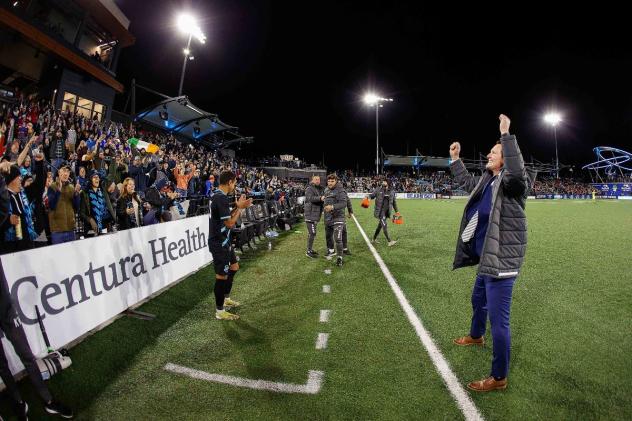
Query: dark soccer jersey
209 190 232 247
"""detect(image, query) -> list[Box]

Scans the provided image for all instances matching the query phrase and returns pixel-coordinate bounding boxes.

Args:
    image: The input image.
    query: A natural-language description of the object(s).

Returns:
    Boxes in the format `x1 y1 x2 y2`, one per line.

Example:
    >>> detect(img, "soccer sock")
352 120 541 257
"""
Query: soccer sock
224 270 237 298
214 279 225 311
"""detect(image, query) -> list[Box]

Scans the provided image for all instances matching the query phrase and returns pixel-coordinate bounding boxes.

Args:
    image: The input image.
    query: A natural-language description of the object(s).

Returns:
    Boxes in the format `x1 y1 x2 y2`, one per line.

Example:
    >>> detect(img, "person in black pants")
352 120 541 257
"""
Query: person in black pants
0 262 73 419
208 171 252 321
368 179 399 246
304 176 324 258
328 190 353 255
322 174 348 266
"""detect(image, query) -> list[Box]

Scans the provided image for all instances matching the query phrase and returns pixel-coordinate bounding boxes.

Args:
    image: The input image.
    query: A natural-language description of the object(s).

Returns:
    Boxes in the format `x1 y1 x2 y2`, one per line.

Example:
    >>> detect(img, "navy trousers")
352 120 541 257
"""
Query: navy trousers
469 274 516 379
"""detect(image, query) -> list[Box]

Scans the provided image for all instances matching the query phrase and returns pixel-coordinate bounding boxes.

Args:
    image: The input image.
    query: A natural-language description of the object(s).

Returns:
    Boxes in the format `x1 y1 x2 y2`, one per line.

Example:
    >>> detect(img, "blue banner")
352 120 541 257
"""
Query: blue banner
535 194 592 199
591 183 632 197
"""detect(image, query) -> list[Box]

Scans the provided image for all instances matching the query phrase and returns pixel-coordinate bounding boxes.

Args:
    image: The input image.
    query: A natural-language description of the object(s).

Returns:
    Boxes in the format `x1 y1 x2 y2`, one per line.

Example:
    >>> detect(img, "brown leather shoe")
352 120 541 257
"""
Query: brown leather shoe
453 335 485 346
467 376 507 392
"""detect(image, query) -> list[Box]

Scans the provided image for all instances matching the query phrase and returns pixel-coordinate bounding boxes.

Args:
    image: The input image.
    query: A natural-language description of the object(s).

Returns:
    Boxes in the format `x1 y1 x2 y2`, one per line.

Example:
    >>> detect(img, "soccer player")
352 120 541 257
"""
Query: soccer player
209 170 253 321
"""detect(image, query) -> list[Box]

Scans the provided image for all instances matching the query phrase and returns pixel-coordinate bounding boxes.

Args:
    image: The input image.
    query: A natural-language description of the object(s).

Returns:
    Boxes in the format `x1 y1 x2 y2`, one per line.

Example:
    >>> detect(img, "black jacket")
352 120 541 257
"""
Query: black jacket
370 187 398 219
304 183 325 222
116 194 143 230
323 182 348 225
145 187 174 210
0 174 9 227
451 133 537 278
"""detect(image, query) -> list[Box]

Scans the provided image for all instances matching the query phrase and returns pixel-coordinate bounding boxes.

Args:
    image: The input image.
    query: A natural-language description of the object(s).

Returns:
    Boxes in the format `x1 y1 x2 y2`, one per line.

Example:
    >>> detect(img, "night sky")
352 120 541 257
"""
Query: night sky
114 1 632 172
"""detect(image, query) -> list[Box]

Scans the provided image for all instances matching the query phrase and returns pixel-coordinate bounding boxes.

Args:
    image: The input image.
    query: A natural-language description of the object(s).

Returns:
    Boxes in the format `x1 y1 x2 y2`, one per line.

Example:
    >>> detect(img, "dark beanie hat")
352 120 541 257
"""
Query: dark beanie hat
3 165 21 185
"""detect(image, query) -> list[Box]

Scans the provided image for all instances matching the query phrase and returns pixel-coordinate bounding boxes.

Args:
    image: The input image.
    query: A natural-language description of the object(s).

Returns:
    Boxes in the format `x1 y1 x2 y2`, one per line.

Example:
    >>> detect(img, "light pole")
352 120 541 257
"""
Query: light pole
363 93 393 175
176 13 206 96
544 113 562 178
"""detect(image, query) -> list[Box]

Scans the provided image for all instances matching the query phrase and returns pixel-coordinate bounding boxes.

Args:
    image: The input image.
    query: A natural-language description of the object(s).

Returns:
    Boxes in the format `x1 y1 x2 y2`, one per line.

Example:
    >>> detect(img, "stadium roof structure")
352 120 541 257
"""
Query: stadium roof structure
133 94 253 149
582 146 632 182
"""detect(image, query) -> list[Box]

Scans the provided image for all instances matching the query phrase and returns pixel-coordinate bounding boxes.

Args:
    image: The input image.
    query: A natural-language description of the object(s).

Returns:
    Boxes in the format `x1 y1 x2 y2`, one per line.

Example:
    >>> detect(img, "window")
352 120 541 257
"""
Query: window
63 92 77 113
61 91 106 122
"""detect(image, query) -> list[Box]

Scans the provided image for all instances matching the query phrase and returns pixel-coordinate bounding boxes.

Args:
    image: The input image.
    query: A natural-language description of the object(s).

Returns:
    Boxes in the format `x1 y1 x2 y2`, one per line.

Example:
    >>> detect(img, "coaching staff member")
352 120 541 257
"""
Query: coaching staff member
450 114 535 392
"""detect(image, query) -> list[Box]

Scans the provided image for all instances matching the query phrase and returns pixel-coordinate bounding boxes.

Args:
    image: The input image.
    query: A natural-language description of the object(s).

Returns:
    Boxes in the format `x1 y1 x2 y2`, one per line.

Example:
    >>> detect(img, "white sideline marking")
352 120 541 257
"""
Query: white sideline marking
323 285 331 293
319 310 331 323
315 333 329 350
351 215 484 421
164 363 324 394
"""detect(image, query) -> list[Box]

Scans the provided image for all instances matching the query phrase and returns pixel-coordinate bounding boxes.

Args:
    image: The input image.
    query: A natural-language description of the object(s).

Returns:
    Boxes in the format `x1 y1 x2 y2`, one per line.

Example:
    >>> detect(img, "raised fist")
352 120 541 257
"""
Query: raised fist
449 142 461 160
499 114 511 135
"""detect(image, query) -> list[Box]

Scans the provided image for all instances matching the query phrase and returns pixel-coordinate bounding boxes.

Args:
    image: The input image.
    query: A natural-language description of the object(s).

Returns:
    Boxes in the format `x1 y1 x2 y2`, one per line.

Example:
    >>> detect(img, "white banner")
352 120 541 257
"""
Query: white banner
348 192 436 199
396 193 436 200
0 215 212 374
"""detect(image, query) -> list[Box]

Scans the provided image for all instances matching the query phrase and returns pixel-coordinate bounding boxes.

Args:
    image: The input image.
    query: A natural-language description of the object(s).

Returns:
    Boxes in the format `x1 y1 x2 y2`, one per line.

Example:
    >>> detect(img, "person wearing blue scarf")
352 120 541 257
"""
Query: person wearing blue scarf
79 171 114 235
0 163 43 254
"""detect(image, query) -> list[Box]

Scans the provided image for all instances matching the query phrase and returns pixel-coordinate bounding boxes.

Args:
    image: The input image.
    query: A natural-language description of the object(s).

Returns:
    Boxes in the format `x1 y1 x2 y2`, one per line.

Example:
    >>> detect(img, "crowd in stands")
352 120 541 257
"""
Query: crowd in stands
532 178 593 195
0 96 303 255
341 170 599 197
246 155 320 169
340 170 455 194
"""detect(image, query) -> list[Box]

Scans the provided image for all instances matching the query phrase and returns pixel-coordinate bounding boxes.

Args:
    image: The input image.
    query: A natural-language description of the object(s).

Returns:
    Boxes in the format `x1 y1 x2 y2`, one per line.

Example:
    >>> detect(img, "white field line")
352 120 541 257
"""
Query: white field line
323 285 331 293
164 363 324 394
351 214 484 421
315 333 329 350
319 310 331 323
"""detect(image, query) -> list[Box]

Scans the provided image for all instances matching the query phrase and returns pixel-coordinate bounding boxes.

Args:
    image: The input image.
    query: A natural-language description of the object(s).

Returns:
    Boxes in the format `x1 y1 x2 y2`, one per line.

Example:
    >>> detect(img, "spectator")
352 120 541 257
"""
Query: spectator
107 153 127 186
66 124 77 153
79 171 115 236
49 128 66 177
116 177 143 230
173 162 195 197
48 165 81 244
127 155 152 193
188 168 203 197
0 163 41 254
205 174 216 196
76 166 87 190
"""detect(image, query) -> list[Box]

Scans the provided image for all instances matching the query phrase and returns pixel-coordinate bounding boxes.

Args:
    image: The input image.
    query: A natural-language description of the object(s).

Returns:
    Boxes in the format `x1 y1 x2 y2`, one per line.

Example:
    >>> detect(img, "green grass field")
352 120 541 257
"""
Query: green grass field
4 199 632 420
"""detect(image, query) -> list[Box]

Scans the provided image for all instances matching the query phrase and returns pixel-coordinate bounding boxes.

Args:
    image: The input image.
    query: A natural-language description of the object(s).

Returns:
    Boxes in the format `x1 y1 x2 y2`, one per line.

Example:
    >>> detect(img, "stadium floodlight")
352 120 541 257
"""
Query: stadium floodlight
363 92 393 174
544 112 563 178
176 13 206 96
544 113 562 126
177 14 206 43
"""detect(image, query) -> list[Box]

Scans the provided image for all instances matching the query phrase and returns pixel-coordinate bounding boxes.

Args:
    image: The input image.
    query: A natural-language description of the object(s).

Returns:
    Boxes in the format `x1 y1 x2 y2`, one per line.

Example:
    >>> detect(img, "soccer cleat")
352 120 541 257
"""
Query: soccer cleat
336 256 343 267
224 298 241 308
371 238 379 244
387 240 398 247
215 310 240 320
306 250 319 259
44 400 73 419
325 249 336 260
343 249 352 256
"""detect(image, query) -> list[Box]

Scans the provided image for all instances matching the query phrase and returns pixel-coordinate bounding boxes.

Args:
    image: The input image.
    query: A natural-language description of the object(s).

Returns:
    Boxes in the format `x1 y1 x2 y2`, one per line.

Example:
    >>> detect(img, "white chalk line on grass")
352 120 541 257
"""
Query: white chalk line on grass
164 363 324 394
319 310 331 323
351 215 485 421
315 332 329 350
